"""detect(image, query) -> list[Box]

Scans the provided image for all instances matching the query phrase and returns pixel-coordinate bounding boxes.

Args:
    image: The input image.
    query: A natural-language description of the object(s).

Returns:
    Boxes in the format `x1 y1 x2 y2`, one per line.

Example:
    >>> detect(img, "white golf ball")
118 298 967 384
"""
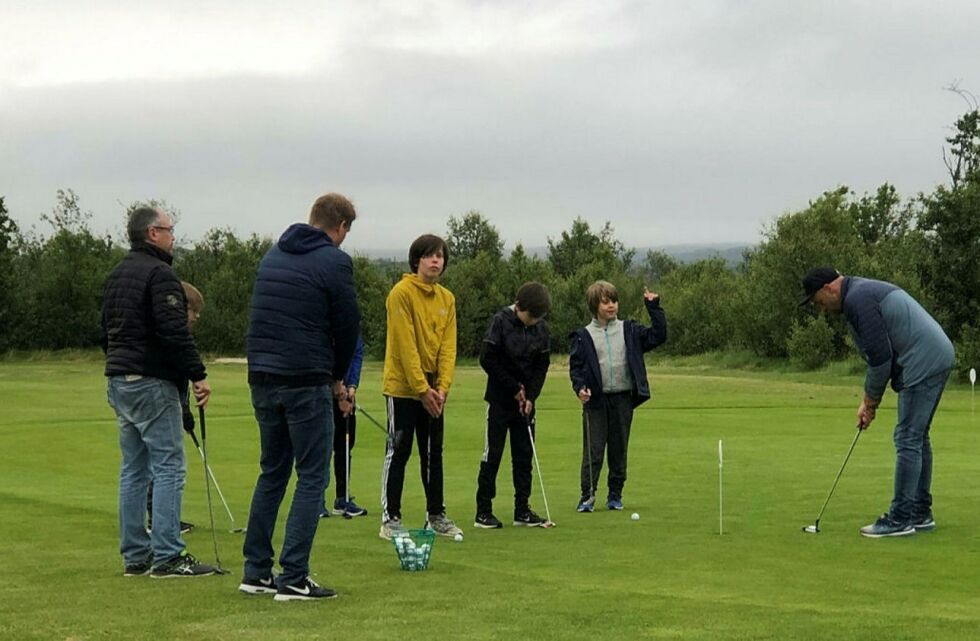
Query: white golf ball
631 512 640 521
454 533 463 542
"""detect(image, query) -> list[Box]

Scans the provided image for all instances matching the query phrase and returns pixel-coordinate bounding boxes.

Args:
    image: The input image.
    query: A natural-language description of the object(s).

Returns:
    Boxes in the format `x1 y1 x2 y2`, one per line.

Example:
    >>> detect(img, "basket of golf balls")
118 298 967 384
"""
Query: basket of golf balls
392 528 436 571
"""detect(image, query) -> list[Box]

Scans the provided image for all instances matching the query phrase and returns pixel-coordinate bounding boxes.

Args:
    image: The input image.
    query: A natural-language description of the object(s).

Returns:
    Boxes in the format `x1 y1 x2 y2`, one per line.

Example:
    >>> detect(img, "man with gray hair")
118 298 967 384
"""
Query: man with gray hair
101 206 215 577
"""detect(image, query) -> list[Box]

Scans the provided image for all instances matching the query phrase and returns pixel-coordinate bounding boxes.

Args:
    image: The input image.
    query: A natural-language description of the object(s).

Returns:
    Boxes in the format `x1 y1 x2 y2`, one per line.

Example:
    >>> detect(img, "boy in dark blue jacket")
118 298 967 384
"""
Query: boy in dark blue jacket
474 282 552 529
569 281 666 512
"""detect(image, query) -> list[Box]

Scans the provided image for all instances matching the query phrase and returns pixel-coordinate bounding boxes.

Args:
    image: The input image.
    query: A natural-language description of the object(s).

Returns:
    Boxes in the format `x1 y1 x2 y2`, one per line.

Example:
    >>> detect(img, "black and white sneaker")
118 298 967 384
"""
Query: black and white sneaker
474 512 503 529
123 556 152 577
513 509 545 527
239 576 278 595
150 552 217 578
274 576 338 602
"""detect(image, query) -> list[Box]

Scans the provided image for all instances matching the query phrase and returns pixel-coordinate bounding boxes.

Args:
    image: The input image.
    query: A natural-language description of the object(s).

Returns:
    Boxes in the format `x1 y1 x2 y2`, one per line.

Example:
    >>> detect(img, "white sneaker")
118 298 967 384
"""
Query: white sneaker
379 517 406 540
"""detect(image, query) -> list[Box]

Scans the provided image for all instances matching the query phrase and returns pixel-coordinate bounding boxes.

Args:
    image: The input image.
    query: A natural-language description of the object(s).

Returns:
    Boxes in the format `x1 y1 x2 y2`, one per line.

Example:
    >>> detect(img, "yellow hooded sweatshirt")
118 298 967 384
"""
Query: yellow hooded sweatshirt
382 273 457 398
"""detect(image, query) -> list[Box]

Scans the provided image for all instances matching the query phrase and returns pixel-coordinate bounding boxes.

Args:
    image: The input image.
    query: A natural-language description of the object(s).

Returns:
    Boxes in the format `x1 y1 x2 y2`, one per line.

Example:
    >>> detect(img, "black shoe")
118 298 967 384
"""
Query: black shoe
513 508 545 527
910 513 936 532
123 555 152 577
150 552 217 578
274 576 338 602
474 512 503 529
239 576 278 595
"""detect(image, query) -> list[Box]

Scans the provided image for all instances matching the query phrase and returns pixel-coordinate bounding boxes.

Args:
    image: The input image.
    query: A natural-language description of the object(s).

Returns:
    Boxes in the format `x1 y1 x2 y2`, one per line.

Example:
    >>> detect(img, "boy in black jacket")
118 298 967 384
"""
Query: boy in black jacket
474 282 552 528
569 281 666 512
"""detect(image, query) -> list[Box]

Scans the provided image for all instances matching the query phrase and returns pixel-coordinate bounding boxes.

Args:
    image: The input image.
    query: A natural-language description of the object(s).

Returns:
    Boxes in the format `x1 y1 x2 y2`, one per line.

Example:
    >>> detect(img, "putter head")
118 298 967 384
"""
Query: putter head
342 513 353 520
802 524 820 534
540 520 556 529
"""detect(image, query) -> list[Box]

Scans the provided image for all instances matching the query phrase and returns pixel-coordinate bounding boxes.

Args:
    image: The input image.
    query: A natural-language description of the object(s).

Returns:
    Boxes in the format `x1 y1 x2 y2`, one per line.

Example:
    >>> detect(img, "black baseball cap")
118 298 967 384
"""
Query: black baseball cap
799 267 840 306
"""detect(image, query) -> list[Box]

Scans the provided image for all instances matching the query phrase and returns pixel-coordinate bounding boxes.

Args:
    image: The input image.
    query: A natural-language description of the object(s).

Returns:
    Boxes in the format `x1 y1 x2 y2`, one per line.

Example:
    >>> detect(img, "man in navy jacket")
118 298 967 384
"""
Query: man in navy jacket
240 193 360 600
801 267 954 538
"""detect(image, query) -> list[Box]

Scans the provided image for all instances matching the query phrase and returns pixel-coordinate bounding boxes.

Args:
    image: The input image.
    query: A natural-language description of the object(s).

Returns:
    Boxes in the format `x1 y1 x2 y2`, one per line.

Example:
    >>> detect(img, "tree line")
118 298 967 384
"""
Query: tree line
1 108 977 380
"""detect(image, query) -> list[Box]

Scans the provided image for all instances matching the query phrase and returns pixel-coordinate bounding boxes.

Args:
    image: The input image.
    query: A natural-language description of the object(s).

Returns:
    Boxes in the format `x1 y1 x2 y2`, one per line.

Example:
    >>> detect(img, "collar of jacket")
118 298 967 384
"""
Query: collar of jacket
132 242 173 265
401 272 438 295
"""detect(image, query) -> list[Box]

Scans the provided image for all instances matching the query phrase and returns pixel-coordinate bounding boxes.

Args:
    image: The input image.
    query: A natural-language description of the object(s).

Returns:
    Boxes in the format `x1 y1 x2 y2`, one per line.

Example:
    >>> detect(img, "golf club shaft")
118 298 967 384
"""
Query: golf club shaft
355 404 389 436
584 410 595 499
814 426 862 524
345 418 350 505
195 446 236 525
526 418 552 523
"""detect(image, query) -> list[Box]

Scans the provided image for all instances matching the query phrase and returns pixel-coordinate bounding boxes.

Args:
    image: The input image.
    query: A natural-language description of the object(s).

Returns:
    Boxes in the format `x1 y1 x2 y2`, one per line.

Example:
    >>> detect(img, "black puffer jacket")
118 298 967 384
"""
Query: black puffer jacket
101 243 206 383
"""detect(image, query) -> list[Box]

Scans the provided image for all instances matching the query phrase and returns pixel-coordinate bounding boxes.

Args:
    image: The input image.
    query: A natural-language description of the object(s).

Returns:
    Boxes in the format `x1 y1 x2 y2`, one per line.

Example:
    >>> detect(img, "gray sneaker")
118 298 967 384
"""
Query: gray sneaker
379 517 406 541
428 513 463 537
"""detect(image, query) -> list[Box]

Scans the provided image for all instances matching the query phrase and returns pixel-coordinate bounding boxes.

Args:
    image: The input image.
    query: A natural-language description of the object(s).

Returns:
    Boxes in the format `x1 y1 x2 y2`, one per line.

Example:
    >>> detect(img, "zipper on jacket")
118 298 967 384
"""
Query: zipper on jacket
603 327 616 388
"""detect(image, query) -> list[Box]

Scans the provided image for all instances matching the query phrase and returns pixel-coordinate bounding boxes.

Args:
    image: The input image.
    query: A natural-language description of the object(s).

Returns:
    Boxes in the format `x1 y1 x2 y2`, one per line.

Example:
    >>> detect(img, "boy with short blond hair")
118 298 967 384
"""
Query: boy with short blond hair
569 280 667 512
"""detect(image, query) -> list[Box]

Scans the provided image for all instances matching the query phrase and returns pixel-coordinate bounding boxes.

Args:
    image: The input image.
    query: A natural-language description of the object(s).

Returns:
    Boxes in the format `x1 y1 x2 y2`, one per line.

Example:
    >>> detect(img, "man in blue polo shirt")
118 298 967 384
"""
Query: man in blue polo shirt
800 267 955 538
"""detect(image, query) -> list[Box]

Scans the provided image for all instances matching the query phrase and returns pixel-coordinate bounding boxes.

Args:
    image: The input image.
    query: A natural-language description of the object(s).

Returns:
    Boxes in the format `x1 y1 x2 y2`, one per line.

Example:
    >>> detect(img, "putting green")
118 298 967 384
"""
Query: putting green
1 356 977 640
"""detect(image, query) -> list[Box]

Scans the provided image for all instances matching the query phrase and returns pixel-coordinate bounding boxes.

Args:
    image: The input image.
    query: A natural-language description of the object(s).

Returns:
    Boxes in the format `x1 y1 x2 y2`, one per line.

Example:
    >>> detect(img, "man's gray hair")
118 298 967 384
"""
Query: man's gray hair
127 207 161 246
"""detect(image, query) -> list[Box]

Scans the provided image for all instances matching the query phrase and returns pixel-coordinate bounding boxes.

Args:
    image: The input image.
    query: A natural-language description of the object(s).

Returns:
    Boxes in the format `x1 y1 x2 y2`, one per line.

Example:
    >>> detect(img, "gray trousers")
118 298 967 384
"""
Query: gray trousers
581 392 633 498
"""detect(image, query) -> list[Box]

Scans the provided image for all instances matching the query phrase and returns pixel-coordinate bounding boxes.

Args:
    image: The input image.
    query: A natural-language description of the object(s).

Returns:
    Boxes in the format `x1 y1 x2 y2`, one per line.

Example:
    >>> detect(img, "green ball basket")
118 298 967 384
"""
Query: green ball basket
391 528 436 572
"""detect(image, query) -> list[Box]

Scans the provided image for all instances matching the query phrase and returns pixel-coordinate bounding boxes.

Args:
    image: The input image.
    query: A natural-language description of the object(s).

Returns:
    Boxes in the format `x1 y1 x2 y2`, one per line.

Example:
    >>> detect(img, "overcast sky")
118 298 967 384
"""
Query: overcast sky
2 0 978 254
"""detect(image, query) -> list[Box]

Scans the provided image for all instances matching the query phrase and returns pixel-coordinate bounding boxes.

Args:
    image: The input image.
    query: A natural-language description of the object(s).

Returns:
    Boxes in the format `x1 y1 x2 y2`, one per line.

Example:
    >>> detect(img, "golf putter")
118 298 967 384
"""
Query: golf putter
186 424 241 532
583 409 596 508
802 424 863 534
341 416 352 520
526 415 556 528
197 406 229 574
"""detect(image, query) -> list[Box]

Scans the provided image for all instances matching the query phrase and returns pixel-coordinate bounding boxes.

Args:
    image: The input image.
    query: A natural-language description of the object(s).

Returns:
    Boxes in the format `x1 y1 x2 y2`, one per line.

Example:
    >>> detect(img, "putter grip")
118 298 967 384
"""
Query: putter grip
198 406 207 440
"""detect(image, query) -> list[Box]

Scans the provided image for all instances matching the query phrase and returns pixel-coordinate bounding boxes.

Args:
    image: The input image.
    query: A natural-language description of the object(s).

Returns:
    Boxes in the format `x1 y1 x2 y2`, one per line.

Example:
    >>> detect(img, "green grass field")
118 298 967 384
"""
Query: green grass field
1 356 978 640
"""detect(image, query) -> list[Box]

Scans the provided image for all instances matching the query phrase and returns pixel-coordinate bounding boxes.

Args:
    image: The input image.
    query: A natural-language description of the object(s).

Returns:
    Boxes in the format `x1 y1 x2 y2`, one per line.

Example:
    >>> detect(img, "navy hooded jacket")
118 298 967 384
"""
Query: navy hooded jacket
568 297 667 409
246 223 360 384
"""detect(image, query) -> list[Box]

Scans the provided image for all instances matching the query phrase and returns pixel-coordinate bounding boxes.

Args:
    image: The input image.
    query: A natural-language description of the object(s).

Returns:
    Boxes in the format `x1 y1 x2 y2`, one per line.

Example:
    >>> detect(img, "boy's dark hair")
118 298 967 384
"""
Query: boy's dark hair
309 193 357 231
586 280 618 316
408 234 450 274
515 282 551 319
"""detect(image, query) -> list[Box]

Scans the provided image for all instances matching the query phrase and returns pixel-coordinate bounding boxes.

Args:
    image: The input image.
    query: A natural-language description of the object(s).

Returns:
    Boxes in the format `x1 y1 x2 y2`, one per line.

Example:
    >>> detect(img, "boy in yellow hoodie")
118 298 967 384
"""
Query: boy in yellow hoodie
380 234 461 539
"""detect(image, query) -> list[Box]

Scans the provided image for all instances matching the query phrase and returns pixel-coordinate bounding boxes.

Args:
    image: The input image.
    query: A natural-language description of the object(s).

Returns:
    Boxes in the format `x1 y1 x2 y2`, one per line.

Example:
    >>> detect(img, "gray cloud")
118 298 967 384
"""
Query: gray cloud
2 1 977 253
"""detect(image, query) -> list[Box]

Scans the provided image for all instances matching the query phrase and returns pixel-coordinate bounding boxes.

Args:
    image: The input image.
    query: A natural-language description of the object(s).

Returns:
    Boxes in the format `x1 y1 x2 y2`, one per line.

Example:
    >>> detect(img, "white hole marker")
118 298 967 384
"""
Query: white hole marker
718 439 724 536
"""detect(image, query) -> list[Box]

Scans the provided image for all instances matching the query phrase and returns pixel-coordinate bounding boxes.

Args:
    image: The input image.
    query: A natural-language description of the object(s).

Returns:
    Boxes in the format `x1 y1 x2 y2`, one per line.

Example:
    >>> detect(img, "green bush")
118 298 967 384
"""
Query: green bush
786 316 836 370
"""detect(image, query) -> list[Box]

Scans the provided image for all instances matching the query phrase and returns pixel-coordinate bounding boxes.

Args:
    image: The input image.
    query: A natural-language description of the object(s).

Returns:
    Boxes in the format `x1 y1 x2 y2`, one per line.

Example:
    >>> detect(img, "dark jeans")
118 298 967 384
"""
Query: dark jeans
331 401 356 501
581 393 634 498
242 383 334 587
475 403 535 515
381 396 445 522
888 369 950 523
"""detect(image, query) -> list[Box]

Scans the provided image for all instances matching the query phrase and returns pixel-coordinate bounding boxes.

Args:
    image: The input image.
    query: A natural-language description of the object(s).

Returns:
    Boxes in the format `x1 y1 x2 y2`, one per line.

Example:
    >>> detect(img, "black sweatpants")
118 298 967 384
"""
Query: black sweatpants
475 403 535 515
331 400 357 501
581 392 633 498
381 395 445 522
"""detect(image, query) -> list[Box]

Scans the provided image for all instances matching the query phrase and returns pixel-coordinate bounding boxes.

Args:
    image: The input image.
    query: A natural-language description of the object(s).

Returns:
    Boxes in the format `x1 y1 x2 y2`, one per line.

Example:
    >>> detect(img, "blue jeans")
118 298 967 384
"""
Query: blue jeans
242 383 334 587
889 369 950 523
107 376 186 566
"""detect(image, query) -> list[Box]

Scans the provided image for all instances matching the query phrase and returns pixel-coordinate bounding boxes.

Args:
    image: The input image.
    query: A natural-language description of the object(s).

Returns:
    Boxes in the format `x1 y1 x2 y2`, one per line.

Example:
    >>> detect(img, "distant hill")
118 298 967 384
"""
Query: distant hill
351 243 754 267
